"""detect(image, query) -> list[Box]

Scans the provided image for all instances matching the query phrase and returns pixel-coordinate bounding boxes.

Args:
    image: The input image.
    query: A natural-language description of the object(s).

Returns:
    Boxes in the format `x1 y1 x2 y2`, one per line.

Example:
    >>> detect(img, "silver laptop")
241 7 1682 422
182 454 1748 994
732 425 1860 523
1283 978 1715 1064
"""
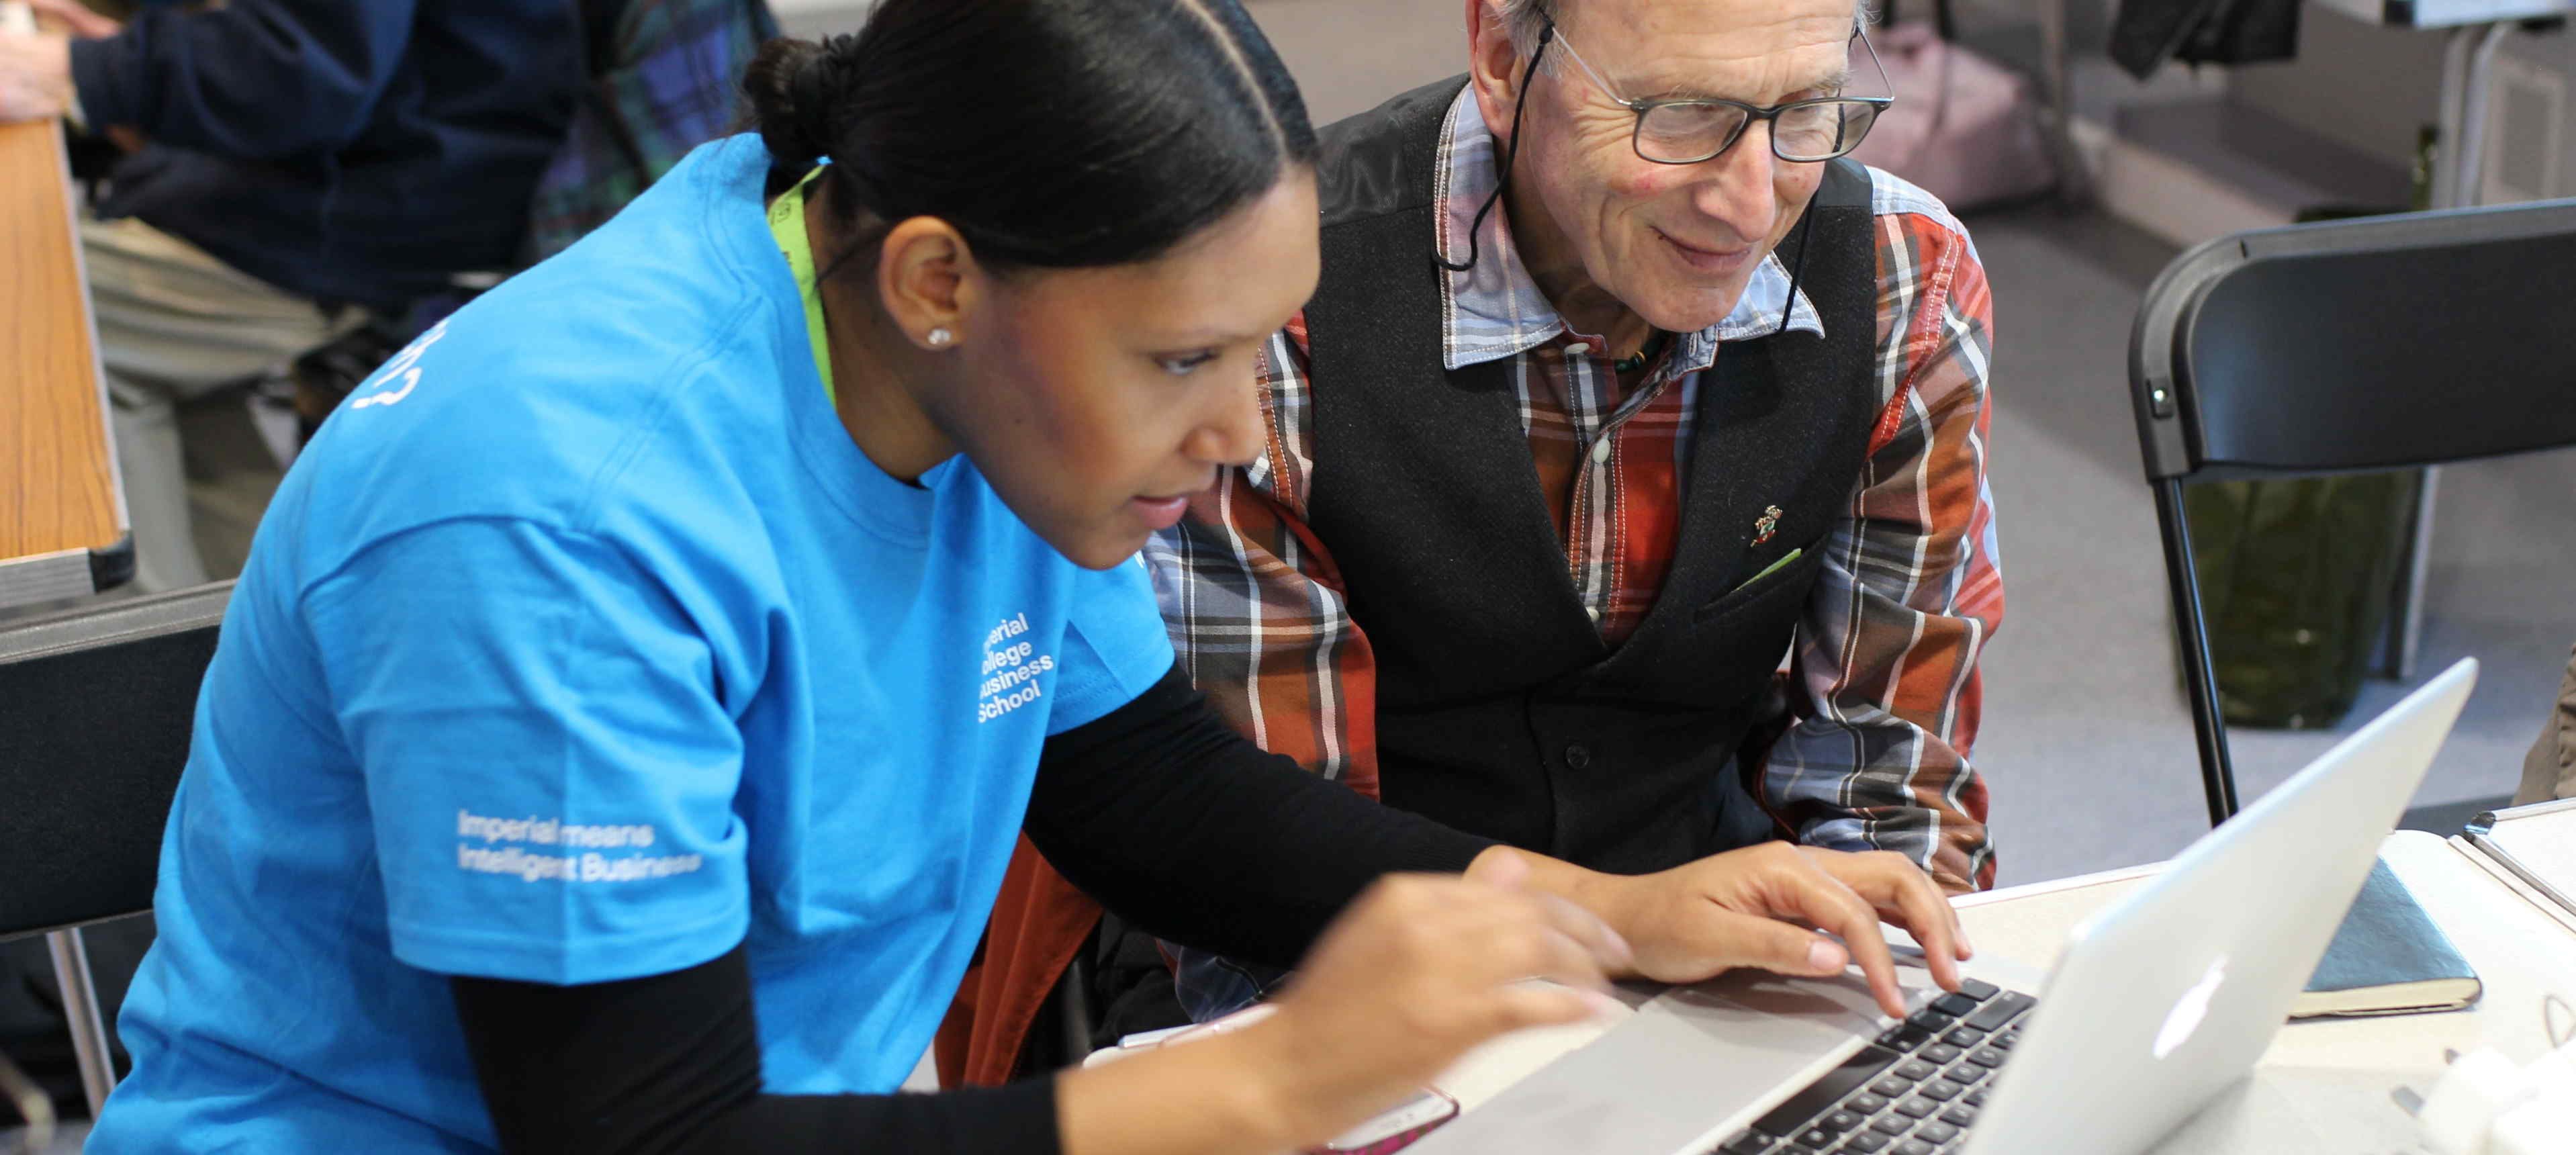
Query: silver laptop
1410 658 2478 1155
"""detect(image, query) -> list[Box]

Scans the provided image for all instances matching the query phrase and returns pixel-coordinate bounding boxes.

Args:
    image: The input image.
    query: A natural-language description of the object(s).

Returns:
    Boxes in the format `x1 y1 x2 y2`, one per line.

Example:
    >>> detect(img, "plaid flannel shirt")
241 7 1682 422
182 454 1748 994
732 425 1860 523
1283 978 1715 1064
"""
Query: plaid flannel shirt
526 0 778 259
1144 90 2001 987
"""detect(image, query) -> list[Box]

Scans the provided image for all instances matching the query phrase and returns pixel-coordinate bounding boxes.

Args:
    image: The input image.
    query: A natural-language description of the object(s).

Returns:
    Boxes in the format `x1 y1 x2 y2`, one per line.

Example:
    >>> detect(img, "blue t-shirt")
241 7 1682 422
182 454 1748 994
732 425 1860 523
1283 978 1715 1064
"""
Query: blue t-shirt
87 136 1176 1152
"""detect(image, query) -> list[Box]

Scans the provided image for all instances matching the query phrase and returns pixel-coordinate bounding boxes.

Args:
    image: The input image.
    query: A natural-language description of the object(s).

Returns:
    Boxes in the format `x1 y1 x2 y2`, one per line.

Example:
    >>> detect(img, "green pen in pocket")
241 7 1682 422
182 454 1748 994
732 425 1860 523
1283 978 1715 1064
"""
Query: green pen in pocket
1737 547 1804 592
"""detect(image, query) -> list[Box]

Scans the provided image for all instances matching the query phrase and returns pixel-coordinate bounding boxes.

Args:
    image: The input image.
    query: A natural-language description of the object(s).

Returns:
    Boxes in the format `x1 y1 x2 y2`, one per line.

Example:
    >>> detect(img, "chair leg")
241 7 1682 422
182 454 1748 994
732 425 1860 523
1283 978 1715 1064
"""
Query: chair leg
44 927 118 1119
2156 481 2242 826
2037 0 2091 210
1058 945 1098 1064
2383 467 2440 680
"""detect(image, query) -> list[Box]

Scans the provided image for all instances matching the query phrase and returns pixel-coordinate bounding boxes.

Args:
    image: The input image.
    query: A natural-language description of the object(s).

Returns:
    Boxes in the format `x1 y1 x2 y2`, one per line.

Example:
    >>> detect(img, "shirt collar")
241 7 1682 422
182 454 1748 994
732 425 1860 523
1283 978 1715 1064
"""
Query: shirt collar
1430 86 1825 373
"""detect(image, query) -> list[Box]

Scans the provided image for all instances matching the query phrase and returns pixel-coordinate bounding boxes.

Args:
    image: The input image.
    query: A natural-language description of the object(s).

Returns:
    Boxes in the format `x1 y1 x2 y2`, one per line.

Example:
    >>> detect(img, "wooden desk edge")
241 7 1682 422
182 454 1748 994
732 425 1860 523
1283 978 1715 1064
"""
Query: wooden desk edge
1 117 128 579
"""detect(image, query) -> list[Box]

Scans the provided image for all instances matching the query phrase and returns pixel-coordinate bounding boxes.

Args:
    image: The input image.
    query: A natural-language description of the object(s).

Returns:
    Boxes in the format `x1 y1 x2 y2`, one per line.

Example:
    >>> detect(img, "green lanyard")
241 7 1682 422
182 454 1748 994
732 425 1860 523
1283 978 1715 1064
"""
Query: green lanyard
766 166 837 407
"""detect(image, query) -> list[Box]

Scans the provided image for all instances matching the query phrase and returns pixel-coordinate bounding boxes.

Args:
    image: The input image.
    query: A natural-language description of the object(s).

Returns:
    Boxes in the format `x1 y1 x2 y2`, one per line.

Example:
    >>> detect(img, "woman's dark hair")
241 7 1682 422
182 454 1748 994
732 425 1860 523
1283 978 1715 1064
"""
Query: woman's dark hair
743 0 1318 271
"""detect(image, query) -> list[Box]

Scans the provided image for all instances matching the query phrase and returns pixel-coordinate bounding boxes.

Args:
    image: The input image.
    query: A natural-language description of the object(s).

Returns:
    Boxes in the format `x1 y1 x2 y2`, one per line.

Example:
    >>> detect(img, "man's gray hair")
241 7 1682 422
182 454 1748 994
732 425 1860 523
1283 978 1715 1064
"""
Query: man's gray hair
1495 0 1878 71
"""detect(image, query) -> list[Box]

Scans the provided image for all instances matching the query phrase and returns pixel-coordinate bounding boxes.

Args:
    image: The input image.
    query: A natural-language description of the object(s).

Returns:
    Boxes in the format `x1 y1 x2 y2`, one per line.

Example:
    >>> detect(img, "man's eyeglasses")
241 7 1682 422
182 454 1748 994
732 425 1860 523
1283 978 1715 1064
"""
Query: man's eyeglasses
1547 24 1894 165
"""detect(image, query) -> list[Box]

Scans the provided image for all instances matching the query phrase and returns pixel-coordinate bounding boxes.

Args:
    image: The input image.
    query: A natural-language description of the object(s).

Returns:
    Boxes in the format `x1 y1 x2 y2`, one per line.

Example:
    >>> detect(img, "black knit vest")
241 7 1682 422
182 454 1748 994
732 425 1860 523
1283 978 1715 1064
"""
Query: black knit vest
1301 78 1882 874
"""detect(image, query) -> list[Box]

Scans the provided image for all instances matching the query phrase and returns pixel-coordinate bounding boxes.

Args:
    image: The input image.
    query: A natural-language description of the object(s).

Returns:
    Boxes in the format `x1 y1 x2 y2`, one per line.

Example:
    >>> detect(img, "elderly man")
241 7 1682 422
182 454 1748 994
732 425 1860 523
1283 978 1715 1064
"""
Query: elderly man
944 0 2002 1080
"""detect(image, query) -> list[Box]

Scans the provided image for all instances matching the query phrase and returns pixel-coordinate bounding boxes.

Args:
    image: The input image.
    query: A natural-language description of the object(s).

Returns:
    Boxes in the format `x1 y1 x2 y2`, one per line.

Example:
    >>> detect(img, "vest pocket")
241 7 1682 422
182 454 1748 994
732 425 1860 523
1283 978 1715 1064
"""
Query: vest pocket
1693 540 1829 625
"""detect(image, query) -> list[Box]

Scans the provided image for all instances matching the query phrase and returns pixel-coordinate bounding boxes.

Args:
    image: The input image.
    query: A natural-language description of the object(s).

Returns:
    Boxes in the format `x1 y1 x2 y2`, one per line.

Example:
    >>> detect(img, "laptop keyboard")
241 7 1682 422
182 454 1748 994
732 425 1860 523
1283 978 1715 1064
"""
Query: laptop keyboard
1710 978 2038 1155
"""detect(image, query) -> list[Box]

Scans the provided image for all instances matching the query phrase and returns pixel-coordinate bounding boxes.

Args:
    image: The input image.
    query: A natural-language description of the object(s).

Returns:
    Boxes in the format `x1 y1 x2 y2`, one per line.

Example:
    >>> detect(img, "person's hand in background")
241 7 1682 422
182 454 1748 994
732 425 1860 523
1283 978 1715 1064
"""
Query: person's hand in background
3 1 137 144
0 28 73 123
25 0 118 40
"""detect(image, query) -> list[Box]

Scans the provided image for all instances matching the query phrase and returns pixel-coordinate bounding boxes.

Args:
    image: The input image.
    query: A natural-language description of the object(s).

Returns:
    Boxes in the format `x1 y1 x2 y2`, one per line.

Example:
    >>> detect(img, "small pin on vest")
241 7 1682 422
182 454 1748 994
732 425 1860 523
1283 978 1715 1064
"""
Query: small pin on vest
1752 506 1784 547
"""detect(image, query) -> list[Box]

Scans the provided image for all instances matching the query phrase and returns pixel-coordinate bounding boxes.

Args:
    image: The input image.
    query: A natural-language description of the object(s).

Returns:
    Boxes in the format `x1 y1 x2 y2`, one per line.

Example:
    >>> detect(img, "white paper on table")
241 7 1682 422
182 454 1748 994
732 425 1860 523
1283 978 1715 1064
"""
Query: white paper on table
2463 798 2576 928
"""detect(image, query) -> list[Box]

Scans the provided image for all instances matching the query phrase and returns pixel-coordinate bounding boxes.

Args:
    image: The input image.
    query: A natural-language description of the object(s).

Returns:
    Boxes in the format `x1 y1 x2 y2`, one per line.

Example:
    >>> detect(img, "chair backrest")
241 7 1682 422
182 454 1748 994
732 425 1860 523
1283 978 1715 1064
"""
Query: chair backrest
2131 197 2576 485
2130 201 2576 826
0 584 230 941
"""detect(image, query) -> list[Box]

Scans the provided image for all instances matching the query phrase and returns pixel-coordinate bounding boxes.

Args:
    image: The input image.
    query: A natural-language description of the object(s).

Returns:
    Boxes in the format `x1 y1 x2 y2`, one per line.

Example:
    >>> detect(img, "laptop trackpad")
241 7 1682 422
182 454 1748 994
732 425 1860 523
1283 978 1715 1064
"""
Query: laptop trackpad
1408 968 1911 1155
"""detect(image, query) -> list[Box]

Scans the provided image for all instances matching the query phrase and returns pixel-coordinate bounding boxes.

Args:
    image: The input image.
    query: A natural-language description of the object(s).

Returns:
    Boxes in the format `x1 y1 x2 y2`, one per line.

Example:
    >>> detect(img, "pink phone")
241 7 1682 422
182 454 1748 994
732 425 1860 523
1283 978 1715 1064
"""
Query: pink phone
1306 1089 1461 1155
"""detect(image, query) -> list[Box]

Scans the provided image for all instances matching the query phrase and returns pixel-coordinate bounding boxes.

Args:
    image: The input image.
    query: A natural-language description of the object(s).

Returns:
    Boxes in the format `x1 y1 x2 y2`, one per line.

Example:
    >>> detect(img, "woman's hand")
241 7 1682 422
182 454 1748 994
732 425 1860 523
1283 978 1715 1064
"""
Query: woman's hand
1057 857 1631 1155
1242 858 1632 1140
1054 846 1966 1154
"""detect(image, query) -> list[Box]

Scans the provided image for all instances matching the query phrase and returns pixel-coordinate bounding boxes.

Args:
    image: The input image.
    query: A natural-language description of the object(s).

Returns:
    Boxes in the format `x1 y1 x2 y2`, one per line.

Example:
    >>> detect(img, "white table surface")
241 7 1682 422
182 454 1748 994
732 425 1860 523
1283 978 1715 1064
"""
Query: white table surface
1952 830 2576 1152
1432 830 2576 1153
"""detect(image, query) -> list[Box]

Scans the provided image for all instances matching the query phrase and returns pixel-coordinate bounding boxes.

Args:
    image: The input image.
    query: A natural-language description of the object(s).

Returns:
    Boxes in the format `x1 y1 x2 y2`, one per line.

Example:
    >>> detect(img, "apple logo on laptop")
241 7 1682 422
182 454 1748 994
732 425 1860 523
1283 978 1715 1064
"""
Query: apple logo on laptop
2154 956 2227 1060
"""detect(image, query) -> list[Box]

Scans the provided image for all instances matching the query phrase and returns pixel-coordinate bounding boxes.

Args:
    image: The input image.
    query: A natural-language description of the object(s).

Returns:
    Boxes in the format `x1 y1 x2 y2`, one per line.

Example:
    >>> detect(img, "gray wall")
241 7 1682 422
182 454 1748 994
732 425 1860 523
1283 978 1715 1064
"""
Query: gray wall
1240 0 1471 124
774 1 2567 200
773 0 1467 126
2218 5 2569 201
2226 8 2450 173
2492 22 2575 201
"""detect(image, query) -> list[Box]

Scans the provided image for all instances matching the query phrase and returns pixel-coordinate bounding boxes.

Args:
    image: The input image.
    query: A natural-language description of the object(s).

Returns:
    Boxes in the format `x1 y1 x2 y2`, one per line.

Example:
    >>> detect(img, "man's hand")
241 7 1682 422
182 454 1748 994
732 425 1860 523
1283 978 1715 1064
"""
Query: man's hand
1477 841 1972 1019
0 30 72 123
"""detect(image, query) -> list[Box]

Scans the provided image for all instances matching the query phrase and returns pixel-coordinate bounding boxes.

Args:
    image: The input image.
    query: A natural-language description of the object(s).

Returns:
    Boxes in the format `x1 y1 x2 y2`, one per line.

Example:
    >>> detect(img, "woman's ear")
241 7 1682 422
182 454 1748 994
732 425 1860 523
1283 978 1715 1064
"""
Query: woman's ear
875 216 982 351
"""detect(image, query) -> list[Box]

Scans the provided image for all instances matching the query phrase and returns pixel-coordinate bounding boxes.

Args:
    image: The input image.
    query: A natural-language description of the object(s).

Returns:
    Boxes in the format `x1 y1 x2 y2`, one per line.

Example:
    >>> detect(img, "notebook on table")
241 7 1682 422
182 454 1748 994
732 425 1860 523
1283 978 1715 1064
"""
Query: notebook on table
2295 856 2481 1017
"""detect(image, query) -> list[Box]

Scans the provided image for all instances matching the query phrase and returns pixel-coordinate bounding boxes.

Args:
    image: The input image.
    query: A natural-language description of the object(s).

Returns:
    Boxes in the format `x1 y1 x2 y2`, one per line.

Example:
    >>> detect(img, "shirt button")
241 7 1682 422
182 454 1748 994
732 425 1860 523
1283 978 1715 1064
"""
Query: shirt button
1563 341 1592 357
1565 743 1593 770
1591 438 1612 464
1585 605 1602 623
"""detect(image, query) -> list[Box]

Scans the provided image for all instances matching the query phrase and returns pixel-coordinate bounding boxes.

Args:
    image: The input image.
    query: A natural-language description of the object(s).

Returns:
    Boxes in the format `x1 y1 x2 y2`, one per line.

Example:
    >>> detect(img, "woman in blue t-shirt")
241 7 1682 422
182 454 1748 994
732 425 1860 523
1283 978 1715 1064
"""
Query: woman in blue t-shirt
87 1 1970 1152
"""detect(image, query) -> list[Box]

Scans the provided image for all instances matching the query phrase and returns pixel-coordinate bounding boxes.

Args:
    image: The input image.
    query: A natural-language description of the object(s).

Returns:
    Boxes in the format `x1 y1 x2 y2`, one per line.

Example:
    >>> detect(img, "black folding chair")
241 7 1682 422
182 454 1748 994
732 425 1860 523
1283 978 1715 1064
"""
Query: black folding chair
2129 198 2576 827
0 584 229 1119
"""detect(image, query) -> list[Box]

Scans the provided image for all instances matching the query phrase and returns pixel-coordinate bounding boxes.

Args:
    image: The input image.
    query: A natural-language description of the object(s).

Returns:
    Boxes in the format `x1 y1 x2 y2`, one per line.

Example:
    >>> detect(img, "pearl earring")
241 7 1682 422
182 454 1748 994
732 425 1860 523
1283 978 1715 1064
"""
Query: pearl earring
926 327 954 348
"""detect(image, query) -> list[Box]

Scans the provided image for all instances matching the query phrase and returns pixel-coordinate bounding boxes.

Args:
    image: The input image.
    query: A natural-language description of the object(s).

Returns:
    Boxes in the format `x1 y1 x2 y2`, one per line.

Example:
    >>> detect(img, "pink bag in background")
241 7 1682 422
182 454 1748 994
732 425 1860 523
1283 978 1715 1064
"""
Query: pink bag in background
1848 21 2060 212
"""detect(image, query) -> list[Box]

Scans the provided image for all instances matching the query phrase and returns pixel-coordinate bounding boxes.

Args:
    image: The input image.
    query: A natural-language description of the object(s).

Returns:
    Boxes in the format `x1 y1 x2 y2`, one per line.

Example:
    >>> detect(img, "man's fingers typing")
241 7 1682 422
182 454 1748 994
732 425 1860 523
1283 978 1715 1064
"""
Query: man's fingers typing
1857 860 1965 991
1802 848 1973 987
1763 861 1908 1017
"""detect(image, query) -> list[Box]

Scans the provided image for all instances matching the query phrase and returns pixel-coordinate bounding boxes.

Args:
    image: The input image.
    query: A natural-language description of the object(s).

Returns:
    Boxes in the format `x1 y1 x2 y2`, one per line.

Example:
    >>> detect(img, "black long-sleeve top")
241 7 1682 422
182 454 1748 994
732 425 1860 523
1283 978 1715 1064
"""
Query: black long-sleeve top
452 664 1494 1153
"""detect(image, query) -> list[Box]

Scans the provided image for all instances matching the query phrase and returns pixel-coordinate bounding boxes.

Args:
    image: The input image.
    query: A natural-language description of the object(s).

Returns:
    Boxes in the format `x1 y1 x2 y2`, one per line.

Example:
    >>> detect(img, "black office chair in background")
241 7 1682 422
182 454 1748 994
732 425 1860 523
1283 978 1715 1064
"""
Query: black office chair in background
2128 198 2576 827
0 585 229 1121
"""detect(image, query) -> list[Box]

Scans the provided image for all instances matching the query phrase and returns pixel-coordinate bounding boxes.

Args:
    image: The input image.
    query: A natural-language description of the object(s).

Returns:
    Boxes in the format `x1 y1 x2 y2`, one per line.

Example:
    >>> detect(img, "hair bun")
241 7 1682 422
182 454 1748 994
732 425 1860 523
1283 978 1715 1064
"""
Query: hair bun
744 36 852 176
739 0 1318 271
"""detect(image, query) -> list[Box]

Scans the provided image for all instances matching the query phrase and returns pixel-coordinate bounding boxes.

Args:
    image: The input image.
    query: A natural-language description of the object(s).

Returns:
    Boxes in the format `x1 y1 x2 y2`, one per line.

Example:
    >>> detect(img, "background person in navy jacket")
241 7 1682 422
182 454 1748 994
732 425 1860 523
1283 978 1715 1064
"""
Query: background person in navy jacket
0 0 584 592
